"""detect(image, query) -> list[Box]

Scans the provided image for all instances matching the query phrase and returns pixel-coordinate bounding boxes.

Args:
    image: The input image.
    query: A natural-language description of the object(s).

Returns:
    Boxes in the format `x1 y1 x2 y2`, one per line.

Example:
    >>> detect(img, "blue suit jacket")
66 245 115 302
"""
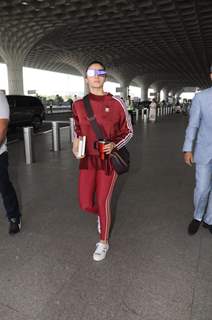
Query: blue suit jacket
183 87 212 164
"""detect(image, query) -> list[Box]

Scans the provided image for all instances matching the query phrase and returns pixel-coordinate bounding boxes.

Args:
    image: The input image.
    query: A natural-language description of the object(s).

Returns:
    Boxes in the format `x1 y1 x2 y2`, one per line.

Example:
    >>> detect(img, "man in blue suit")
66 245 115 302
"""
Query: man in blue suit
183 74 212 235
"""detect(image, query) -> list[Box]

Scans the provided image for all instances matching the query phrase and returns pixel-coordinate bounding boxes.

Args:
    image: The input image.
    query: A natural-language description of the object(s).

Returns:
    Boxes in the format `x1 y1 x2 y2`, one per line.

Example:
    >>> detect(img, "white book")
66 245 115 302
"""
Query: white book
81 135 86 157
77 136 86 158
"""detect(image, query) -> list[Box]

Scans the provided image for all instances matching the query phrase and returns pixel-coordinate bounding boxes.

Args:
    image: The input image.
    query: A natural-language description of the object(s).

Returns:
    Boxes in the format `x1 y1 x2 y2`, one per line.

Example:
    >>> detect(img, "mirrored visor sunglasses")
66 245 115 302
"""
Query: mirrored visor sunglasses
86 69 107 77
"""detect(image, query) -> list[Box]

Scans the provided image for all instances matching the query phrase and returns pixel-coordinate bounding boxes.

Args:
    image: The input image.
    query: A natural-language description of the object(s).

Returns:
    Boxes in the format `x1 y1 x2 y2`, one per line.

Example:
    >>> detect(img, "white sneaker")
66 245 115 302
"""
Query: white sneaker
93 242 109 261
97 216 101 234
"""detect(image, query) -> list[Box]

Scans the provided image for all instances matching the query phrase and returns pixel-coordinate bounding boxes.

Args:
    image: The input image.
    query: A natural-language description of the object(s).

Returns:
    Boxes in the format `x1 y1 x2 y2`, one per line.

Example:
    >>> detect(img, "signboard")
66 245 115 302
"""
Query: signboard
28 90 36 95
116 87 122 92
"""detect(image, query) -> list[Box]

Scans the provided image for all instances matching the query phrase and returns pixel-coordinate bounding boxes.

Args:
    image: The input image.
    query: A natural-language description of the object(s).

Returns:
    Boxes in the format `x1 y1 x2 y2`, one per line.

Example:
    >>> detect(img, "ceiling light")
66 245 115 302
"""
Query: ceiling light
21 1 29 5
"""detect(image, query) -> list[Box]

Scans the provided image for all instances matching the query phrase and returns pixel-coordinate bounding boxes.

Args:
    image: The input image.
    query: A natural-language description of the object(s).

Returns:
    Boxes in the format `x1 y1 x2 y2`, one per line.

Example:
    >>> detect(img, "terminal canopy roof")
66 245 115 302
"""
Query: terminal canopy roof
0 0 212 88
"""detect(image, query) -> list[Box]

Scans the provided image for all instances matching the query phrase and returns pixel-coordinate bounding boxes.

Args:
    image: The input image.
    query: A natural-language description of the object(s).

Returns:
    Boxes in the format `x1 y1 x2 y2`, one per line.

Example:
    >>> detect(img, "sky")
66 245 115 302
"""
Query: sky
0 63 195 100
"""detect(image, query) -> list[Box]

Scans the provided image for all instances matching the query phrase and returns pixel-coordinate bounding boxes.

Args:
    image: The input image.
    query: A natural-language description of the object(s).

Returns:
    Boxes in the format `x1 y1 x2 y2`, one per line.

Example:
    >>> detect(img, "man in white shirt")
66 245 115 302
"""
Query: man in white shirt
0 91 21 234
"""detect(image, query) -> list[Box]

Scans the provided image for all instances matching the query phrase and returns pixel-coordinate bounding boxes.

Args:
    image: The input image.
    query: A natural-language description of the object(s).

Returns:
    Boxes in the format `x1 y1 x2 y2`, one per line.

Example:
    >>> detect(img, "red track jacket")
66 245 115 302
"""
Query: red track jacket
72 92 133 171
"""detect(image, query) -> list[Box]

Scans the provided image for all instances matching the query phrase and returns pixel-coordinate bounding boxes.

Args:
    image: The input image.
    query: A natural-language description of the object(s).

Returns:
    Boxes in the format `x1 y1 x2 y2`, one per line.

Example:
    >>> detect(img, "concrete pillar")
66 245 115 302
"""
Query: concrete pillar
120 84 129 99
151 82 162 103
140 84 148 101
162 87 169 102
175 93 180 102
175 89 183 102
156 91 160 102
167 89 176 105
160 89 165 102
6 56 24 94
169 89 174 102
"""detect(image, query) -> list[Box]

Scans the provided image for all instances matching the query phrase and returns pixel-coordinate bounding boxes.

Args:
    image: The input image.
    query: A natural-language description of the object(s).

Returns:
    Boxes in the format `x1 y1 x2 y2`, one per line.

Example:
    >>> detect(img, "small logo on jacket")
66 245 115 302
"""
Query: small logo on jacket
104 107 110 112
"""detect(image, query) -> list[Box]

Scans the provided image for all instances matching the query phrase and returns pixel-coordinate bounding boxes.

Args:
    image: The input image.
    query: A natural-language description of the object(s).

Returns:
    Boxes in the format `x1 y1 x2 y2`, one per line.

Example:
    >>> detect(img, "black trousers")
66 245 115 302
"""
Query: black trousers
0 152 20 220
128 110 134 125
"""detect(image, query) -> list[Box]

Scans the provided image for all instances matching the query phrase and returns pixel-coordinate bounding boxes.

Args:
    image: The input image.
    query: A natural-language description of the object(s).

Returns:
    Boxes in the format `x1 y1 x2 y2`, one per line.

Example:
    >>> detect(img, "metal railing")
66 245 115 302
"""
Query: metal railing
135 104 176 123
23 118 74 164
22 105 176 164
52 121 61 151
23 127 34 164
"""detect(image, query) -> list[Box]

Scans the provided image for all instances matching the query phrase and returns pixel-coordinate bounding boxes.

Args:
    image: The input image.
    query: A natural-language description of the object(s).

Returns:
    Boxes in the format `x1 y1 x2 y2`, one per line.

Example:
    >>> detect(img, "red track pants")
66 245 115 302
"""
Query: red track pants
78 169 117 241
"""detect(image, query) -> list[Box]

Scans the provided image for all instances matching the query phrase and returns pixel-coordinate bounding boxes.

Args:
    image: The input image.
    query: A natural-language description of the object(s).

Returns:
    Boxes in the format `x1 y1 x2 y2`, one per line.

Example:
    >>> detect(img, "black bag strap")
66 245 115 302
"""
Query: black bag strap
83 95 105 141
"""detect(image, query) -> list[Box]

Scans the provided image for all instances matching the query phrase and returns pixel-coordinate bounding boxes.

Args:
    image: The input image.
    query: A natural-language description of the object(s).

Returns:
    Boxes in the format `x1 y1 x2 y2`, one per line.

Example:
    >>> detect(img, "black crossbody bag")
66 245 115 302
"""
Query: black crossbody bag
83 95 130 175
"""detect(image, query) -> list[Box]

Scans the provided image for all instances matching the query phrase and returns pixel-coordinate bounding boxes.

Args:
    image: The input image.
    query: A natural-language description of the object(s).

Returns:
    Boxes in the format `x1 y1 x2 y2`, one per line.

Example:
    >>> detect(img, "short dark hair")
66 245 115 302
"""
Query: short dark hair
85 61 106 74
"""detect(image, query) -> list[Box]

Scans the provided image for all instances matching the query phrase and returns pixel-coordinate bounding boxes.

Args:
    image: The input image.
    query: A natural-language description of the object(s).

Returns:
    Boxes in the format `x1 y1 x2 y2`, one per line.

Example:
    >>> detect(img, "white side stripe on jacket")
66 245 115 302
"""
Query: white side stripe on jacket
112 96 133 149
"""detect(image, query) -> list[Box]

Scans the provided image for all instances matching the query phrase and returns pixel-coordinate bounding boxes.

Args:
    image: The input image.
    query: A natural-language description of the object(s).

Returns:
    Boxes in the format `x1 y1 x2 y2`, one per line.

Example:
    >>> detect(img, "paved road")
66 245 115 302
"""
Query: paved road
2 114 211 320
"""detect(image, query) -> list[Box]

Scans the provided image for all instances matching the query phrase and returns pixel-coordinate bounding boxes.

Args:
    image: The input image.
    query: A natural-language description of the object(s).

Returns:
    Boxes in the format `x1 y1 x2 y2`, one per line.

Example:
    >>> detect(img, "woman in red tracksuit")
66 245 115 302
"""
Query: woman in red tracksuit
72 61 133 261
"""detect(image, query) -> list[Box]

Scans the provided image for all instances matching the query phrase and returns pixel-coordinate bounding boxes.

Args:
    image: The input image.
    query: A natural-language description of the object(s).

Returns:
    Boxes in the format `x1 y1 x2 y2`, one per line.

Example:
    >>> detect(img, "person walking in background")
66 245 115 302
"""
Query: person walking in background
175 99 182 114
183 66 212 235
69 97 73 116
72 61 133 261
149 98 157 122
69 97 73 109
49 100 53 114
126 95 135 125
73 94 78 102
0 91 22 234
